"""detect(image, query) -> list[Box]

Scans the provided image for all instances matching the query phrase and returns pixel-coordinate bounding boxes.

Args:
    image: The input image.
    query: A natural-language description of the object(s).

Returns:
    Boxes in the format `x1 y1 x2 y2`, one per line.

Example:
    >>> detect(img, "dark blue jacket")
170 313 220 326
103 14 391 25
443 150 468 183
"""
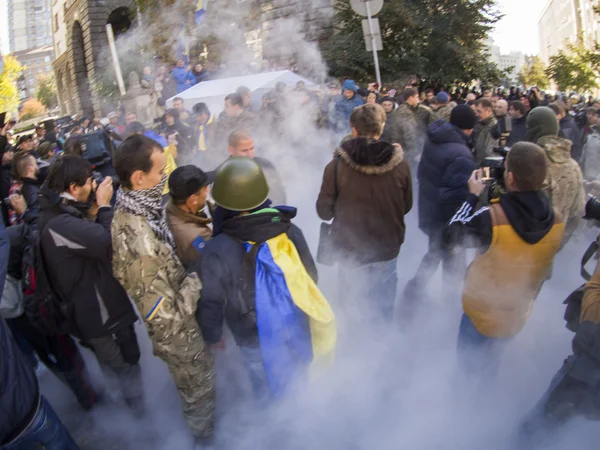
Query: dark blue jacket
196 208 317 347
0 219 38 445
560 115 584 162
418 120 477 235
507 116 527 147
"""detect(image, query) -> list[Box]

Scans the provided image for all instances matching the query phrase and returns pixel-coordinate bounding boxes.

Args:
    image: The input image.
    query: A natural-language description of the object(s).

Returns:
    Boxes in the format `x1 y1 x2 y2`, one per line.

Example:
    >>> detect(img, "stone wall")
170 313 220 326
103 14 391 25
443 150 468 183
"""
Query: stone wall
259 0 334 60
54 0 135 117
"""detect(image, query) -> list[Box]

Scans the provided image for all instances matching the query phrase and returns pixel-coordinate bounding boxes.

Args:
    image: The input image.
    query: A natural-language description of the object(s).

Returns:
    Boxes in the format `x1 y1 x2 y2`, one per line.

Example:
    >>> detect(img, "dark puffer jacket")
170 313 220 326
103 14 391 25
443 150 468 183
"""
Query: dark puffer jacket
197 207 317 347
0 218 38 446
418 120 477 236
38 185 138 340
316 137 413 264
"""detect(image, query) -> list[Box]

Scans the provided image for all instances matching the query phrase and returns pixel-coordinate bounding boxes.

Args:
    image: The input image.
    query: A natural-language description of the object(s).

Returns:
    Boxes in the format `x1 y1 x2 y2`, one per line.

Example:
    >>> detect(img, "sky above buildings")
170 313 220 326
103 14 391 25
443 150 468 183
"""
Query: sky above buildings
491 0 549 55
0 0 548 58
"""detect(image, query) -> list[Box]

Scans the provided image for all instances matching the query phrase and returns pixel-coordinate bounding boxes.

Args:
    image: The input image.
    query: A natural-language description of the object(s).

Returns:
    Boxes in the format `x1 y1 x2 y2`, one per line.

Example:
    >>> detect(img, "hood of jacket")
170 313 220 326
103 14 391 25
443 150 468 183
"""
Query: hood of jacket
537 135 572 164
335 137 404 175
427 120 469 146
499 191 555 244
221 207 296 243
38 184 89 229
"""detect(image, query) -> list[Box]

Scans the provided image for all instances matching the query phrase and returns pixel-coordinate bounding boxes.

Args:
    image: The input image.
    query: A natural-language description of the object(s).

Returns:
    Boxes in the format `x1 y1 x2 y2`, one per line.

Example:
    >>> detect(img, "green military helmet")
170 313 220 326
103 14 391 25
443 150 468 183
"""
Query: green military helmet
212 157 270 211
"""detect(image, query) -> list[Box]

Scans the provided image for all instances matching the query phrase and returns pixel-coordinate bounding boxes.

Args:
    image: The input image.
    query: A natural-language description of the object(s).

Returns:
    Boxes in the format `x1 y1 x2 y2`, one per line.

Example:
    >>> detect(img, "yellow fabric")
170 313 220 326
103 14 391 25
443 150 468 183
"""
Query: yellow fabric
265 234 337 366
197 115 214 152
462 207 564 338
163 144 177 195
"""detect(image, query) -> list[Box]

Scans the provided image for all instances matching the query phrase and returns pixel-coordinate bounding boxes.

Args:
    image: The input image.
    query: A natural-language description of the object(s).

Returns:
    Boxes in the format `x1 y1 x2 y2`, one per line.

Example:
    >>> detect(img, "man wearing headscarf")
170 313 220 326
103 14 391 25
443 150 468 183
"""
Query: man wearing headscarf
111 135 215 443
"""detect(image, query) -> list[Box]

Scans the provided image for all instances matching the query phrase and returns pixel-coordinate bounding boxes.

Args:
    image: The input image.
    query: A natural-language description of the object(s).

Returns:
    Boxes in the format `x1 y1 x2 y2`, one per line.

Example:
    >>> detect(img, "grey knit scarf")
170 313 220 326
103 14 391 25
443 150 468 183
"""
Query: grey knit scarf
115 174 175 249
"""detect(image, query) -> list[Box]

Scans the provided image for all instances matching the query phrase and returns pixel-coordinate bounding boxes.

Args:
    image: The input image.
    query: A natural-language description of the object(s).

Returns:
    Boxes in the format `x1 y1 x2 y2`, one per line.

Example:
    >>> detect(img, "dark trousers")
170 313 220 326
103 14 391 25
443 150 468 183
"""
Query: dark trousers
82 325 144 410
457 314 508 378
6 315 97 409
3 396 79 450
402 230 466 319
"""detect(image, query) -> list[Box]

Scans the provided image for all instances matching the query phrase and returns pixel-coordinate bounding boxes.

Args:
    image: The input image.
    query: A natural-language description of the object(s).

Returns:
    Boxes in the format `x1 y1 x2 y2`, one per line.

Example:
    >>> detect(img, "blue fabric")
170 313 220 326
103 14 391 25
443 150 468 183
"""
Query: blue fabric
331 94 364 133
191 236 206 253
250 241 312 397
144 130 168 148
342 79 357 92
172 67 195 93
457 314 508 377
3 396 79 450
418 120 476 236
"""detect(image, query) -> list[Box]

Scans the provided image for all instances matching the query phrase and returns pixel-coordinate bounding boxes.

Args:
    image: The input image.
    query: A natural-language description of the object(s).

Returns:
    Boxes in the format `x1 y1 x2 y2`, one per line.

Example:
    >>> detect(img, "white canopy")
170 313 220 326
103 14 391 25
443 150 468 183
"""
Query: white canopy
166 70 317 116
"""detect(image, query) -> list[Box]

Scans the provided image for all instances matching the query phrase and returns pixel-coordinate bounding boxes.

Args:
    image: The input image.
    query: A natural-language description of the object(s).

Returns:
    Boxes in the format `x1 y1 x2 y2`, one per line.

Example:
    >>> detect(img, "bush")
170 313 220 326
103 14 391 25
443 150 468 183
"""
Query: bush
19 98 46 121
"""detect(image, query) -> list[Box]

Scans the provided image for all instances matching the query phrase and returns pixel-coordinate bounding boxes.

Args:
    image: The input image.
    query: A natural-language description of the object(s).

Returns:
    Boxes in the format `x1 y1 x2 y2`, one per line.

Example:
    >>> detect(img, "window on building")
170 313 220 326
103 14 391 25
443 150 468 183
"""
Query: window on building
54 13 59 30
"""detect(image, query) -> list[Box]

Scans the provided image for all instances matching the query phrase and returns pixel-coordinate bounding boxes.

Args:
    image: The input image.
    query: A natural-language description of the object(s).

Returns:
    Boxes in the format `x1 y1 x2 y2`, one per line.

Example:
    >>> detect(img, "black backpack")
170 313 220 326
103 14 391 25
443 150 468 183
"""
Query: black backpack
22 225 72 335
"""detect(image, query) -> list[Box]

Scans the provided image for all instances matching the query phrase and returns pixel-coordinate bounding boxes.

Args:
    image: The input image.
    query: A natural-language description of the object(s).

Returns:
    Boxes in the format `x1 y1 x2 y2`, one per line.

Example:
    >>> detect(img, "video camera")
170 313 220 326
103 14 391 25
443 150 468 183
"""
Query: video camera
71 130 113 167
480 146 510 201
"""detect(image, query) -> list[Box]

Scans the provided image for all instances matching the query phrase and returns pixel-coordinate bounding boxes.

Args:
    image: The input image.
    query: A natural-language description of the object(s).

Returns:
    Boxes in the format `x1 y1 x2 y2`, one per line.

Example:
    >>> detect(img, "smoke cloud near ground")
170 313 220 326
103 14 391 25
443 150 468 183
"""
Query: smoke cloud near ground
43 4 600 450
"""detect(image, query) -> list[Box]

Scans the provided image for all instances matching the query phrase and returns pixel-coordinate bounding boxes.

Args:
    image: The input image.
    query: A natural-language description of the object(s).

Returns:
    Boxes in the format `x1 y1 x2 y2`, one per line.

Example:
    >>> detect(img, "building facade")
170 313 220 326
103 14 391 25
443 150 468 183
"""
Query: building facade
486 38 526 84
8 0 53 53
52 0 135 117
12 46 55 101
538 0 600 63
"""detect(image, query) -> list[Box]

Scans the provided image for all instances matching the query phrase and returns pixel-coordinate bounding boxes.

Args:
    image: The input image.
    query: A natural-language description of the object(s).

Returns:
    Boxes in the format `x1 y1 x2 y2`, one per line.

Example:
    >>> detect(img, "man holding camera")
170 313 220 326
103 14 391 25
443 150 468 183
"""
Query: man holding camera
444 142 564 374
38 155 144 414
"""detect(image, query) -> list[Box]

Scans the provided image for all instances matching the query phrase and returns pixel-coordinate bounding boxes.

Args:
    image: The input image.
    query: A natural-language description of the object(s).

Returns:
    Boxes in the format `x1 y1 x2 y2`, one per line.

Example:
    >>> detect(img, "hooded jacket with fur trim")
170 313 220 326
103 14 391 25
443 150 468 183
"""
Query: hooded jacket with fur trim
316 137 413 265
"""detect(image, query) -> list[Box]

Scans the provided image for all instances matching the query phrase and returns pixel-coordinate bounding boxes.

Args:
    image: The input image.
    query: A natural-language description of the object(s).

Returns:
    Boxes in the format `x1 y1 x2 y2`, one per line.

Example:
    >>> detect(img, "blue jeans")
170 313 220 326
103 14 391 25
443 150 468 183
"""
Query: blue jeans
457 314 508 378
338 258 398 324
4 395 79 450
239 346 270 404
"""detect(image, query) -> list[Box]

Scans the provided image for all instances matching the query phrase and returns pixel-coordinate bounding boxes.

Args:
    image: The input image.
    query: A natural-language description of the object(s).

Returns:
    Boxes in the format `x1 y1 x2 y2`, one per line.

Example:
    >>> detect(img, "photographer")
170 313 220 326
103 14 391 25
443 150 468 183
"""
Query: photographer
521 255 600 439
444 142 565 374
38 155 144 415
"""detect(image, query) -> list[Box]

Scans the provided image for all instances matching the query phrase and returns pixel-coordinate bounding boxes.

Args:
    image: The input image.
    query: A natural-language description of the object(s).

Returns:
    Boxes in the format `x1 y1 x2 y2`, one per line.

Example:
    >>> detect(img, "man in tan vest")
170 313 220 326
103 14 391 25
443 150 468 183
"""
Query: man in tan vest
444 142 565 374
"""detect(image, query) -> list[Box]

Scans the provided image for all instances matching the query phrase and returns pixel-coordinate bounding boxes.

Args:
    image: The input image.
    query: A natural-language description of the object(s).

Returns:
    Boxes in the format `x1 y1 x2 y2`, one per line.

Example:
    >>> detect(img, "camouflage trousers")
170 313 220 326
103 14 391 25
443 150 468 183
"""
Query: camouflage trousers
150 316 216 438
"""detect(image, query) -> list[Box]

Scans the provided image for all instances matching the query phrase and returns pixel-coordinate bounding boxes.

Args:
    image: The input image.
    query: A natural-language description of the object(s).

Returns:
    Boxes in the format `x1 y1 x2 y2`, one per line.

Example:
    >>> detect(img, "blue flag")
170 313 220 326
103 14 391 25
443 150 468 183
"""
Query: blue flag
195 0 207 25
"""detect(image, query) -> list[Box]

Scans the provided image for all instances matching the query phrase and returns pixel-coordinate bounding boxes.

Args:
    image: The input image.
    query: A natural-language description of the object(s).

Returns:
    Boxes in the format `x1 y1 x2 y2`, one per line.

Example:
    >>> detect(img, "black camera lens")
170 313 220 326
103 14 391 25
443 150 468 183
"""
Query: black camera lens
584 196 600 221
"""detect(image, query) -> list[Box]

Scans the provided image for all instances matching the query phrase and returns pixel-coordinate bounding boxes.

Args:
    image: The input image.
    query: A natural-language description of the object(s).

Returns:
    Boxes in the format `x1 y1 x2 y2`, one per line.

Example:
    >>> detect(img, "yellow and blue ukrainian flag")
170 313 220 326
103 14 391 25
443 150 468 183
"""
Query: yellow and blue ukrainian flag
195 0 207 25
248 231 337 397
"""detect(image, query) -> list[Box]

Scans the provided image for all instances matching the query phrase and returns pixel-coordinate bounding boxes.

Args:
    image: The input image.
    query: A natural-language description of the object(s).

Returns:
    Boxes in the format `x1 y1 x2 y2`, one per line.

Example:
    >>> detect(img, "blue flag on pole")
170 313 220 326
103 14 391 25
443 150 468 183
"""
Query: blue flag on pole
176 27 190 65
195 0 207 25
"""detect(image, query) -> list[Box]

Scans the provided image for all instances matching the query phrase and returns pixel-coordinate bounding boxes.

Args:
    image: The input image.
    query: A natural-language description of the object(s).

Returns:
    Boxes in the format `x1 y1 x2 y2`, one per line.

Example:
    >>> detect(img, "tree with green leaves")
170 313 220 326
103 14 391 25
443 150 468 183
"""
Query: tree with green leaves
36 75 58 109
546 40 599 92
518 56 549 89
321 0 505 87
0 56 23 115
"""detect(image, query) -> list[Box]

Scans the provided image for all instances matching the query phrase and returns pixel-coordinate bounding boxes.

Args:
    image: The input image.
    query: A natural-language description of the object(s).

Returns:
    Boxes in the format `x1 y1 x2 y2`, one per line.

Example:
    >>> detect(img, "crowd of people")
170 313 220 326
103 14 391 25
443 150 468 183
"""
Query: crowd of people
1 74 600 450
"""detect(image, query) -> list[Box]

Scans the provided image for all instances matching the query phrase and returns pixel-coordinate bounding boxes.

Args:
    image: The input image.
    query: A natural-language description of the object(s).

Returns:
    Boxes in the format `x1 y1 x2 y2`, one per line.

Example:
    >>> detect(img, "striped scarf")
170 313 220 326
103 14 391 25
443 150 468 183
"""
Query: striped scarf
115 174 175 249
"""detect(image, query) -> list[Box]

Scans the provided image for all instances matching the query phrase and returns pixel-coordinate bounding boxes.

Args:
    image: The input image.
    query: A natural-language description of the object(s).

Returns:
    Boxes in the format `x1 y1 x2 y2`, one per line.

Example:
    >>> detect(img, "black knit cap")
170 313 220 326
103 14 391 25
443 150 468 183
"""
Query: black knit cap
450 104 478 130
168 165 214 202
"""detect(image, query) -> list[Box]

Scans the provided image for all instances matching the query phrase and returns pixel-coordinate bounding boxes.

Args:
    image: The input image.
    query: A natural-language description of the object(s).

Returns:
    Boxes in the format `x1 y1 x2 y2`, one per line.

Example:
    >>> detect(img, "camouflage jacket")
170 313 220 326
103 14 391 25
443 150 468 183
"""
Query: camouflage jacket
111 210 204 349
473 117 499 164
538 135 586 244
384 105 418 152
433 104 453 123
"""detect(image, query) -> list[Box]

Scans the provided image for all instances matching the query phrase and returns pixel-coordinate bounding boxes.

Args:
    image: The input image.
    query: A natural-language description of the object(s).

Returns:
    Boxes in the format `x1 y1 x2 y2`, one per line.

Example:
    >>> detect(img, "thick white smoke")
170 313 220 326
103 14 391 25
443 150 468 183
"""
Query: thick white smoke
38 2 600 449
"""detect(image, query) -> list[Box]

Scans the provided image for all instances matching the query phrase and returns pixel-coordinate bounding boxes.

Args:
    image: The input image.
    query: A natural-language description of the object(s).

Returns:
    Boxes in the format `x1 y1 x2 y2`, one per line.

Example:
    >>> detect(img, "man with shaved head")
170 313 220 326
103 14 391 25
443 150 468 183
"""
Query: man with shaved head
494 99 511 147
